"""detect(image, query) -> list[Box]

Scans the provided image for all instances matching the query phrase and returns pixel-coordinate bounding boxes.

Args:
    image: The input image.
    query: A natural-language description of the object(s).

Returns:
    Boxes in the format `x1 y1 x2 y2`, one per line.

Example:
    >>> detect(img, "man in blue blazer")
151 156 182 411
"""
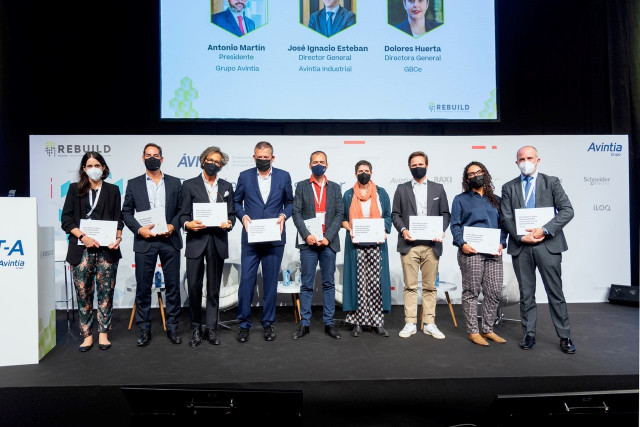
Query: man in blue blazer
122 143 183 346
500 146 576 354
308 0 356 37
291 151 344 340
234 141 294 342
211 0 255 37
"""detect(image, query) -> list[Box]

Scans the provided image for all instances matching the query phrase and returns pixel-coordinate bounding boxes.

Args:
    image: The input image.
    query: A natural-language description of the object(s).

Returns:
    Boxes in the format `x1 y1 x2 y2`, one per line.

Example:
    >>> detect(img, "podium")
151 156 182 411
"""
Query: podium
0 198 56 366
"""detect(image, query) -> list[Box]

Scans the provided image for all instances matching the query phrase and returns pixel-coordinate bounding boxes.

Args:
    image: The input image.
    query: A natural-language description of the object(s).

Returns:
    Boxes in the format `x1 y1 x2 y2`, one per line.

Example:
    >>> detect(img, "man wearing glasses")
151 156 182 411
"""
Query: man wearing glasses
178 146 236 347
122 143 184 346
391 151 450 339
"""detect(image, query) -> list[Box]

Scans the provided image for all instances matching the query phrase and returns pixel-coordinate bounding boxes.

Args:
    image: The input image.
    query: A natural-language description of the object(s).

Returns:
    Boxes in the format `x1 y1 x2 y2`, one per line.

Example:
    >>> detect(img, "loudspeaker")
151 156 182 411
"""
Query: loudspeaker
607 285 639 307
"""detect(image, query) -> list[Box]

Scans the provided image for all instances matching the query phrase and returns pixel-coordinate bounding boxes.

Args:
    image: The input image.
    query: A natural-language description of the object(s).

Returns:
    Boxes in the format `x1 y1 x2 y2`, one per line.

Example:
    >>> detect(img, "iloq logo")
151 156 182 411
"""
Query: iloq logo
0 238 25 269
584 177 611 186
593 204 611 212
587 142 623 157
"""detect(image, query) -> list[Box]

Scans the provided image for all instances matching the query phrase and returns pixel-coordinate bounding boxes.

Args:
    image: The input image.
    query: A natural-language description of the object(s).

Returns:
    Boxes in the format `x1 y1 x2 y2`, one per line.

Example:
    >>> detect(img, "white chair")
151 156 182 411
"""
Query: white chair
54 240 75 332
476 260 521 326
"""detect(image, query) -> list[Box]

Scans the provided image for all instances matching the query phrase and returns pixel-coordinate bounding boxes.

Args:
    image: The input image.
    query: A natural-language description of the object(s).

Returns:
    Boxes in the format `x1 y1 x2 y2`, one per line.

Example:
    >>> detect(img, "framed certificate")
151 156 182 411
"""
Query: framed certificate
134 207 168 235
78 219 117 246
193 202 228 227
463 226 501 255
352 218 385 243
515 207 555 235
409 216 443 240
248 218 281 243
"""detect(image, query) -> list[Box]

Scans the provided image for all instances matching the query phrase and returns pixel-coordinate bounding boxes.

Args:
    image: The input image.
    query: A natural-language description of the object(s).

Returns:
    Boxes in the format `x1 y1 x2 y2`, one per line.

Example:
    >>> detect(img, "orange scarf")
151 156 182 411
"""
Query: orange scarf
349 181 381 227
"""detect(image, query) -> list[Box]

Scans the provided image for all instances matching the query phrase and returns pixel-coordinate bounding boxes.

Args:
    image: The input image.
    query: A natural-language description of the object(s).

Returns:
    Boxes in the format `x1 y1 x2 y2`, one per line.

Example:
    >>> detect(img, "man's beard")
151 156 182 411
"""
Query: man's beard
229 4 245 13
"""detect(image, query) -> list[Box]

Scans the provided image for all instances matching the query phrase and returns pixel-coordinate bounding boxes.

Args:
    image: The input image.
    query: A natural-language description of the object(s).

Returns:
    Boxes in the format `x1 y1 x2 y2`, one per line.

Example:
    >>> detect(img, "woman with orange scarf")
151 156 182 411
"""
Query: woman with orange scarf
341 160 393 337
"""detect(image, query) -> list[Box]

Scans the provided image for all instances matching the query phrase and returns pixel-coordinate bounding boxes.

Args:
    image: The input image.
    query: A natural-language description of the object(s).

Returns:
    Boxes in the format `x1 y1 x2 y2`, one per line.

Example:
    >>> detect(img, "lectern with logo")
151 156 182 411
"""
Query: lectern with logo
0 198 56 366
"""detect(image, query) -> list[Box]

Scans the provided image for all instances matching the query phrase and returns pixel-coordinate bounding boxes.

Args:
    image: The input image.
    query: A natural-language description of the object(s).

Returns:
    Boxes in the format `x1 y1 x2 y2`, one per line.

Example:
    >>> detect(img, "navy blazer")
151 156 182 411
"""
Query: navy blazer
60 181 124 265
500 173 573 256
121 173 183 253
178 175 236 260
211 9 255 36
234 167 294 247
391 179 450 257
292 177 343 254
308 6 356 37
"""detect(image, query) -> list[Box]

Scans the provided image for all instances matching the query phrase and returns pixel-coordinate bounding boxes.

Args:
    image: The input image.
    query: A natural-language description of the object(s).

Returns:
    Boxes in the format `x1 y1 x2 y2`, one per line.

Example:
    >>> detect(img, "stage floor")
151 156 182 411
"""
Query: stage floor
0 302 638 426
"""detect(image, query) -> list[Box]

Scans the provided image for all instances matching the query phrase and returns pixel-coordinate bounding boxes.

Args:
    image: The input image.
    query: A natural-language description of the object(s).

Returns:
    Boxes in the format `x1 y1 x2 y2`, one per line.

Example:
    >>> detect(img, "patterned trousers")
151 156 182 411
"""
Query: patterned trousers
71 249 118 337
345 246 384 328
457 249 503 334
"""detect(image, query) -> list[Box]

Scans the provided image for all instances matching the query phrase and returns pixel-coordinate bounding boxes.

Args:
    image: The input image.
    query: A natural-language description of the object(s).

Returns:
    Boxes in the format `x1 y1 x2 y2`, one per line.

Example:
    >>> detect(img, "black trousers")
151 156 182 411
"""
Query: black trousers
186 234 224 331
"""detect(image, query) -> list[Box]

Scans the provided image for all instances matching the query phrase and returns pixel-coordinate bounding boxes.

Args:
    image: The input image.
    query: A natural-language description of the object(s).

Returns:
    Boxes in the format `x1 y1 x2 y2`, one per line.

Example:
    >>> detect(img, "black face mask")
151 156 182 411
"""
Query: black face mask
410 167 427 180
357 173 371 185
256 158 271 172
203 162 221 177
144 157 161 172
468 175 485 189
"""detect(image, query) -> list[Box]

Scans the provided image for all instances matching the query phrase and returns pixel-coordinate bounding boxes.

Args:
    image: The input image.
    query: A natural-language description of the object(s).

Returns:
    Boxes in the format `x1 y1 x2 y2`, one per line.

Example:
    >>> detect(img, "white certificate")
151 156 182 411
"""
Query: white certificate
463 226 501 255
134 207 168 235
78 219 117 246
352 218 385 243
248 218 282 243
515 207 555 235
297 217 324 245
193 202 228 227
409 216 443 240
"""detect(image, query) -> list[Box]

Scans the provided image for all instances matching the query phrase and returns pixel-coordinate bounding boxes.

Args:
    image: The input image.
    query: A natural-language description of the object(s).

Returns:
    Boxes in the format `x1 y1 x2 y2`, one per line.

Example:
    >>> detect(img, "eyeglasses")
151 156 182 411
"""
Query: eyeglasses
204 159 222 166
467 170 484 178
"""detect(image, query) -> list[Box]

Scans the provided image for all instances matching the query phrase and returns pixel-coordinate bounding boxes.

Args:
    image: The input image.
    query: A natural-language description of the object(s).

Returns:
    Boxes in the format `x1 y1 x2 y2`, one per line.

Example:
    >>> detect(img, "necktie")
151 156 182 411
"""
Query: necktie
237 16 245 35
326 11 334 36
524 177 535 208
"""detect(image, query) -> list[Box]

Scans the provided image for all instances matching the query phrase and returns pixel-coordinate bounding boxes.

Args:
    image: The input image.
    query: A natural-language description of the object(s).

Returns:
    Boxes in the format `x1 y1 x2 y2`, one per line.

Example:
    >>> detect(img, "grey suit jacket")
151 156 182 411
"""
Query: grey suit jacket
391 180 450 256
292 178 343 254
500 173 573 256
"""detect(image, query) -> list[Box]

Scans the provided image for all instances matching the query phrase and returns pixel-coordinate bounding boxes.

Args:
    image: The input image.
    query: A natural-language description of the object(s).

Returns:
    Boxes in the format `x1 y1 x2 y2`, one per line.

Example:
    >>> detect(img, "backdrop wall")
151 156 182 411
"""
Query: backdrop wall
30 134 629 309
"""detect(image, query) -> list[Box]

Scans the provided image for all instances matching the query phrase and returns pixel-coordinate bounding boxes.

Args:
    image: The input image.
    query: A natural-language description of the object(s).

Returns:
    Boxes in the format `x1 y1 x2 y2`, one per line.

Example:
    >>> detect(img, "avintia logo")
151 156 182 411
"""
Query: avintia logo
587 142 623 156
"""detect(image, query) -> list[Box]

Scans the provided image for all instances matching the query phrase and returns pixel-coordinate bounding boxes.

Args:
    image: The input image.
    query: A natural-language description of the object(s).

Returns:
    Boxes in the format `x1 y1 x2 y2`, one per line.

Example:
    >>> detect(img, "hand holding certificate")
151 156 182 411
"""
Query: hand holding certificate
248 218 282 243
298 217 324 245
193 203 229 227
78 219 118 247
409 216 443 241
134 207 168 235
463 226 501 255
515 207 555 235
352 218 385 244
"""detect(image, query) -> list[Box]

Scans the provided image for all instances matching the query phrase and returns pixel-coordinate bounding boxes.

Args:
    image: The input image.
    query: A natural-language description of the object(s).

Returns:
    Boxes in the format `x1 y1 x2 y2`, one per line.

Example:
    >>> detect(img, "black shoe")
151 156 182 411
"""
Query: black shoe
204 329 221 345
237 328 250 343
293 324 310 340
137 329 152 347
264 325 276 341
78 343 93 352
373 326 389 337
519 334 536 350
98 343 111 350
560 338 576 354
166 329 182 345
351 324 363 337
325 324 342 339
189 329 203 348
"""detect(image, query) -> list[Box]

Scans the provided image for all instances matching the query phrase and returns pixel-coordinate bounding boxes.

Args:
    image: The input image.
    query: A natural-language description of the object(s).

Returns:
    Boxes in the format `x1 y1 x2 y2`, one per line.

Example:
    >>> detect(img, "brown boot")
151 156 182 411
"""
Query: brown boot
469 333 489 346
481 332 507 343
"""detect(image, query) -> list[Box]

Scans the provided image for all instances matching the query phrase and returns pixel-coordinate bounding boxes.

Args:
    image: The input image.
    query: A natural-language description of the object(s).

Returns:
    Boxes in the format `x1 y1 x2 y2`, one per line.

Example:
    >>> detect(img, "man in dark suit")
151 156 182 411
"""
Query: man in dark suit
122 143 183 346
179 146 236 347
211 0 255 37
308 0 356 37
234 141 294 343
500 146 576 354
291 151 344 340
391 151 450 340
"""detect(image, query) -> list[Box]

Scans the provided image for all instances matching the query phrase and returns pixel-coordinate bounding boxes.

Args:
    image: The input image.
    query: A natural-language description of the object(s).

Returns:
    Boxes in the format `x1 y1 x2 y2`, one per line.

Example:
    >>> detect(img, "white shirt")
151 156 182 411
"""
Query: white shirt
360 198 382 218
257 168 272 204
201 172 219 203
145 172 165 209
412 179 428 216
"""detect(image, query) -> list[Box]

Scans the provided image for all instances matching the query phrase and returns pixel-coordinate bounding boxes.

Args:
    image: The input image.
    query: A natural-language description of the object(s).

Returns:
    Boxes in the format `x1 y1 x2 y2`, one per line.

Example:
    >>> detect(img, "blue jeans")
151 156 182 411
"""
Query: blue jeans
299 245 337 326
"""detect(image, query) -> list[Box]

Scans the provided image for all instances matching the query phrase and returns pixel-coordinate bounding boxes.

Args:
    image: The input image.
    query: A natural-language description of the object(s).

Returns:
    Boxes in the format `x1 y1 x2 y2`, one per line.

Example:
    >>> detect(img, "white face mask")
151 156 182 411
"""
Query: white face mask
86 167 103 182
518 160 536 176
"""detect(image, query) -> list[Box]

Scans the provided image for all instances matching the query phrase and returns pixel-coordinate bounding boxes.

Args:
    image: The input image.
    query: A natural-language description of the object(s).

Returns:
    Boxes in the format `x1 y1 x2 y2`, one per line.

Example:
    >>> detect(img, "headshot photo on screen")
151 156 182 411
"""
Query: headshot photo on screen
389 0 443 38
211 0 267 37
301 0 356 38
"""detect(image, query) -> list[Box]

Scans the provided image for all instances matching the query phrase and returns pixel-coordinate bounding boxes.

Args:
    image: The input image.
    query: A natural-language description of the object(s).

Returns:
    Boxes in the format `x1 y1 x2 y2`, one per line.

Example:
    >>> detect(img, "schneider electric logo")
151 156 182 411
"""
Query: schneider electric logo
0 238 25 269
587 142 623 157
428 103 470 113
584 177 611 186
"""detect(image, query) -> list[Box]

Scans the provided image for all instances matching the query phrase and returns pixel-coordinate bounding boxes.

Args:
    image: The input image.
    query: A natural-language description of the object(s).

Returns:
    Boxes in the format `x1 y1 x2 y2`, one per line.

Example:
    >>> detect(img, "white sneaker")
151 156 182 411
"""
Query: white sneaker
424 323 445 339
398 323 417 338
